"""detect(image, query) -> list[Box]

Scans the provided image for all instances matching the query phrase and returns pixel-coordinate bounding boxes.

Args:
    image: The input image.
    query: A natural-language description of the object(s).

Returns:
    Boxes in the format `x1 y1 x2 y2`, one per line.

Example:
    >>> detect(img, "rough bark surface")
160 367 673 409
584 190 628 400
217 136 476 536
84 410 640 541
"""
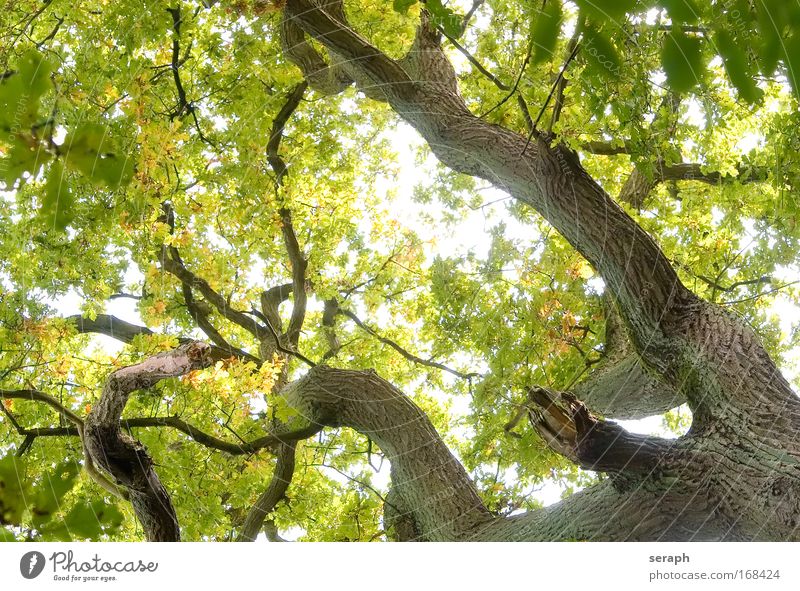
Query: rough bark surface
83 342 214 541
282 366 495 540
574 297 684 419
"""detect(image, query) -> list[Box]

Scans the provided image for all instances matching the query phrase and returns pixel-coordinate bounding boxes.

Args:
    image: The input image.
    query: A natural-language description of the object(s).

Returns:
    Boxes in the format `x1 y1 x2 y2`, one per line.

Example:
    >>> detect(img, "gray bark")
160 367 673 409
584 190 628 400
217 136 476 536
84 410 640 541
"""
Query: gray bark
282 365 495 540
574 298 684 419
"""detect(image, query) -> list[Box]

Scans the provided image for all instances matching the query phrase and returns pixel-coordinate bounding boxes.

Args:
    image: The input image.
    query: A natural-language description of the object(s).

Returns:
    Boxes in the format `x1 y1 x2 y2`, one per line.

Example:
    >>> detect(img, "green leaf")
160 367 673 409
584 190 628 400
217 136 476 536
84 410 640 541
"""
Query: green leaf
0 455 29 526
52 500 124 540
30 461 81 527
581 22 621 79
0 51 54 129
42 160 75 231
427 0 462 38
0 527 17 541
784 31 800 100
17 50 55 121
660 0 701 24
575 0 637 22
62 123 135 188
661 28 704 93
92 154 136 187
0 137 51 186
393 0 417 13
532 0 563 65
714 29 763 104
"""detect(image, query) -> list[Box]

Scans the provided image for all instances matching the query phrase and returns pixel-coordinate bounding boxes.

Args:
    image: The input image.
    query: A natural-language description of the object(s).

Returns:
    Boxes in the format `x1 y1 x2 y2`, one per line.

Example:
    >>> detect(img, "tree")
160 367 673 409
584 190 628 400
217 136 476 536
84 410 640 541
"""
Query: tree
1 0 800 541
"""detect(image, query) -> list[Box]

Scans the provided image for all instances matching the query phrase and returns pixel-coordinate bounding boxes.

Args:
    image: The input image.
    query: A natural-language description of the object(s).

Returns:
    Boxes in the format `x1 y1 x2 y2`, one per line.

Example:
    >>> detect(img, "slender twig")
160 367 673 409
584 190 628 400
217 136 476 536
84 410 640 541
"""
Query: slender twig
523 39 581 155
548 28 581 134
721 281 800 306
0 395 322 456
258 312 317 368
35 15 64 48
340 309 480 380
442 30 508 90
479 41 533 124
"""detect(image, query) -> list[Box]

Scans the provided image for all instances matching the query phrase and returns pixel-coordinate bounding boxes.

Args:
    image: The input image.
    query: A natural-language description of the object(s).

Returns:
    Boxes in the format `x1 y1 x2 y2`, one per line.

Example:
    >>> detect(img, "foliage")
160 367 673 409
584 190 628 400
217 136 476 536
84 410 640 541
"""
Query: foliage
0 0 798 541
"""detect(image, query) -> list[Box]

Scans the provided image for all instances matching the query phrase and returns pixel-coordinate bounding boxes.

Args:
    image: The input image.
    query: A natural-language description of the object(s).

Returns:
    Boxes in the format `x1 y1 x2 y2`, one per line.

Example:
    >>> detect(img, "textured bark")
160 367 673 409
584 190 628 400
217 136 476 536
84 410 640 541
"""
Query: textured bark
619 166 658 209
83 342 214 541
282 365 495 540
526 387 673 473
574 298 684 419
285 0 688 377
277 365 800 541
575 355 684 419
476 478 743 541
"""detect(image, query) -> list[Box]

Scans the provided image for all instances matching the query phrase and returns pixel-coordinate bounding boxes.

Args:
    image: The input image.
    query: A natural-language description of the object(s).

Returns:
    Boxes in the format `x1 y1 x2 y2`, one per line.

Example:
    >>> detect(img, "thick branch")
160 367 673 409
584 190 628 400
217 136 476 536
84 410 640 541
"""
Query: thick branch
573 298 684 419
279 4 354 96
574 355 684 419
267 81 307 185
320 298 341 360
69 313 154 344
83 342 214 541
283 0 413 102
237 442 297 542
260 283 292 333
282 365 494 540
620 161 770 208
477 478 740 541
279 207 308 349
526 386 672 473
68 313 259 365
286 0 690 378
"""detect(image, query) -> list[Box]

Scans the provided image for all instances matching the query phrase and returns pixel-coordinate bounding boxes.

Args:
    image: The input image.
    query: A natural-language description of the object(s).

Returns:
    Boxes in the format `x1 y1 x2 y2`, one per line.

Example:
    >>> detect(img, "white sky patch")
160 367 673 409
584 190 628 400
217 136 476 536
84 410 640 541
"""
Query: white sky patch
616 415 676 438
386 122 537 264
736 132 764 154
683 98 705 129
711 205 724 226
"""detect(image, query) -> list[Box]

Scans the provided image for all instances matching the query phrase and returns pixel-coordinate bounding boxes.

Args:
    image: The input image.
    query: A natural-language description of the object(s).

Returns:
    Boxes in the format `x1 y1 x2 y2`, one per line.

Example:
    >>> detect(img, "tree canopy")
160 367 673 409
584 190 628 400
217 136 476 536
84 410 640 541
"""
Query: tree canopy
1 0 799 542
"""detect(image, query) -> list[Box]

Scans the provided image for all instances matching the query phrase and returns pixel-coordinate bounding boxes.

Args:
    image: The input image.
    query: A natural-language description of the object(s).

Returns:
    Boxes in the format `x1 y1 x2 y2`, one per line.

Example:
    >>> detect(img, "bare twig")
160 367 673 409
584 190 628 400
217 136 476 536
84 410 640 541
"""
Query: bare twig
340 309 480 380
